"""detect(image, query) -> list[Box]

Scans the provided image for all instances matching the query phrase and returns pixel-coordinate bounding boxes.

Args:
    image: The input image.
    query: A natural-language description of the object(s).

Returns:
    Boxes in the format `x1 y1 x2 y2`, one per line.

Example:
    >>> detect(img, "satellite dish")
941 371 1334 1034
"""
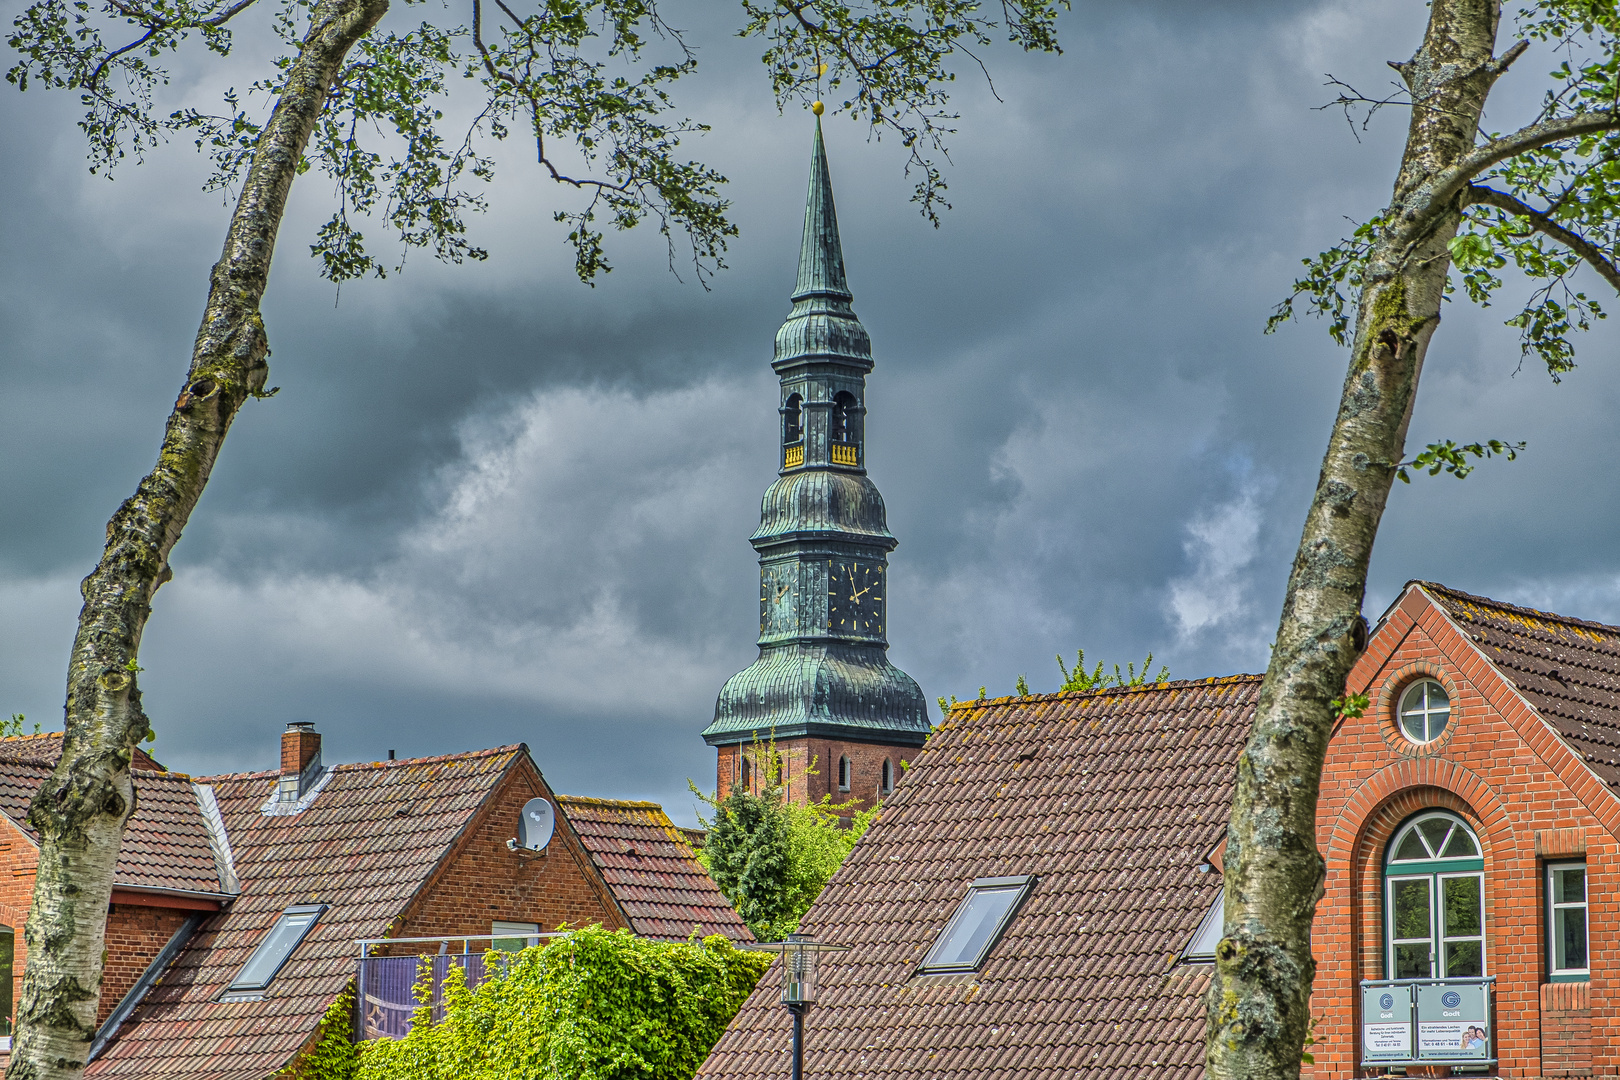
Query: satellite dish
517 798 554 851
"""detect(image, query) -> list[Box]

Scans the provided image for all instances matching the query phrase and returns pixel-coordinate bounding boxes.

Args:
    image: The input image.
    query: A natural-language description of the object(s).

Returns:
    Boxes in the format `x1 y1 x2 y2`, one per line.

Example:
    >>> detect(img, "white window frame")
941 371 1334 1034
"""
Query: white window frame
222 904 327 999
1383 812 1486 979
1398 679 1452 744
492 921 541 952
917 875 1036 974
1547 861 1590 981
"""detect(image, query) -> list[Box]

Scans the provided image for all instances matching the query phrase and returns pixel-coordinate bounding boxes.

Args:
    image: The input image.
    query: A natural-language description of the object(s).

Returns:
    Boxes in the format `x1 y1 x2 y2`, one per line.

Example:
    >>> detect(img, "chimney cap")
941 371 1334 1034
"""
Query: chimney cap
286 722 317 733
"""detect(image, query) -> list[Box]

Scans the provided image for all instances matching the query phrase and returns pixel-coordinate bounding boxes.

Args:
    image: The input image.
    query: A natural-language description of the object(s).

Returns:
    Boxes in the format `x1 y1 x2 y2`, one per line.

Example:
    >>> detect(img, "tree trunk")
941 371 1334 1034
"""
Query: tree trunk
6 0 387 1073
1204 2 1505 1077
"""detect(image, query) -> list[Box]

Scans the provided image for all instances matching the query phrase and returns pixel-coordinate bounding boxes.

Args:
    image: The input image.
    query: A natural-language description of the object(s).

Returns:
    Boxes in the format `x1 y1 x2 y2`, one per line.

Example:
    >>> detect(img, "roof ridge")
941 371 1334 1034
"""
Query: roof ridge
555 795 665 810
955 672 1264 711
1417 580 1620 638
197 743 527 783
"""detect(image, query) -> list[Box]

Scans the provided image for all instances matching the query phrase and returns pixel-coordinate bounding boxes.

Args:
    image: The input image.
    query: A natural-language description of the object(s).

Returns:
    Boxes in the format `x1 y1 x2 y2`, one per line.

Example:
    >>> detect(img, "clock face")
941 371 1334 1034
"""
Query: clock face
760 565 798 635
828 559 884 637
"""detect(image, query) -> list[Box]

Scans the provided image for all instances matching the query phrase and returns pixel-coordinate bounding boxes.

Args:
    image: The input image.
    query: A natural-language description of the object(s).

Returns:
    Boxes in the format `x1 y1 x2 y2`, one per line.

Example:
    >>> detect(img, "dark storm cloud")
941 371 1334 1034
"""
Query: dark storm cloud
4 0 1618 823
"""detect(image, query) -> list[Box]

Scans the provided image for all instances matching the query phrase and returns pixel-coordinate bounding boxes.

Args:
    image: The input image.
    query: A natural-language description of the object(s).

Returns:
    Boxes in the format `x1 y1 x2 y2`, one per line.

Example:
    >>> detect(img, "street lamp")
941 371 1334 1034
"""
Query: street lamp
747 933 847 1080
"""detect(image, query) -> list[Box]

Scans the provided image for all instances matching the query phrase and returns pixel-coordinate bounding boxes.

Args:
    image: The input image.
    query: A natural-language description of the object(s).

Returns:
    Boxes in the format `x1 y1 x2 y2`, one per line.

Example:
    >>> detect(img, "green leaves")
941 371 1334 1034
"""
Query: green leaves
1271 8 1620 376
1395 439 1525 483
739 0 1068 224
353 930 770 1080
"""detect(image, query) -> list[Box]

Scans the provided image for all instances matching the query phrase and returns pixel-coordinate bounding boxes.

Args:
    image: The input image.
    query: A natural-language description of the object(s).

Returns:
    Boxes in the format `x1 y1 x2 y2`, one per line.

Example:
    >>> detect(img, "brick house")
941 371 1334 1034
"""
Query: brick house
699 581 1620 1079
0 723 743 1078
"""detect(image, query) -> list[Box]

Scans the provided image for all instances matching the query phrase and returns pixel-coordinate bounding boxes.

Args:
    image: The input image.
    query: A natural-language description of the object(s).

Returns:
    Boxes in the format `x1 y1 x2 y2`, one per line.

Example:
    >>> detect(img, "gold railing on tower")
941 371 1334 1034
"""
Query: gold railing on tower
784 444 805 468
831 443 858 466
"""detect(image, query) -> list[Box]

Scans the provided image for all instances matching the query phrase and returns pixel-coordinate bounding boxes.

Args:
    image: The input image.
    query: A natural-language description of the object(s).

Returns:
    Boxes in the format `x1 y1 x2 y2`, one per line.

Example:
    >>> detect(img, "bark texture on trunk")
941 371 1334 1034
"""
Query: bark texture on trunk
1204 2 1504 1078
5 0 387 1073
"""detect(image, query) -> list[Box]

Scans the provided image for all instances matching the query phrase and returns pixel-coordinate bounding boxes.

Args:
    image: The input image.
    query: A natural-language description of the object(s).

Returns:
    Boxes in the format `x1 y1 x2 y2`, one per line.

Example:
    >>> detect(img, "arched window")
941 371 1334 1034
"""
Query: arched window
881 759 894 794
1398 679 1452 744
831 392 856 443
740 755 752 791
1386 811 1484 979
783 393 803 444
838 756 851 791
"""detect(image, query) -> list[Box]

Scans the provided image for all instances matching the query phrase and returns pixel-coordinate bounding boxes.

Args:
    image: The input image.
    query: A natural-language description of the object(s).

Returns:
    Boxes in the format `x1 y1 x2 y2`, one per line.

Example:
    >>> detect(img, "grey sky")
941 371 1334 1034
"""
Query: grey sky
3 0 1618 824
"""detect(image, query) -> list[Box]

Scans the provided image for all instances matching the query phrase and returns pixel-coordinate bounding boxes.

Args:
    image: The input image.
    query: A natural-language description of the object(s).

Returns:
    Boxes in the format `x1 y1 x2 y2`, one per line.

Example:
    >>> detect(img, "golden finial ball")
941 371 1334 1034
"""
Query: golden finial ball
812 101 824 116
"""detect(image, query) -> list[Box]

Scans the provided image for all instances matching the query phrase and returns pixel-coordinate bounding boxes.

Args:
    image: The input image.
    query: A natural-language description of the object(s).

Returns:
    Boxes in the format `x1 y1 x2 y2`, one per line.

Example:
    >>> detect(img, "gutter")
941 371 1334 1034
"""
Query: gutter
87 912 204 1062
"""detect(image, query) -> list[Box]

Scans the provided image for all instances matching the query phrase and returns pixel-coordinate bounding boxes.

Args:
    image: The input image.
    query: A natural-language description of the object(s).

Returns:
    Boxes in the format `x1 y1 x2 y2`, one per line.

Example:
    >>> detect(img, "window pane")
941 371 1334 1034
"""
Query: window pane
1392 879 1431 940
926 886 1023 969
1556 907 1588 971
1554 866 1586 905
231 910 320 990
1420 819 1452 854
1394 831 1429 862
1445 940 1483 977
1400 711 1427 742
1395 942 1431 979
1441 828 1478 858
1443 876 1482 937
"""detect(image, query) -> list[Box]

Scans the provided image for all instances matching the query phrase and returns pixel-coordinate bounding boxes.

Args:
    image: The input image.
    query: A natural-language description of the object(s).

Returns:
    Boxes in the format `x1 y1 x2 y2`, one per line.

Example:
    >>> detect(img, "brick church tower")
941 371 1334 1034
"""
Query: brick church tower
702 118 930 811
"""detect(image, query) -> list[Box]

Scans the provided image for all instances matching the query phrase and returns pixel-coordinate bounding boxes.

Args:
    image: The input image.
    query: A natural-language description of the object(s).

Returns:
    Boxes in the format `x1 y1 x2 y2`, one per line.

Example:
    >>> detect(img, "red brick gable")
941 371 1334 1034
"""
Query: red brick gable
88 746 528 1079
1312 581 1620 1078
555 795 751 942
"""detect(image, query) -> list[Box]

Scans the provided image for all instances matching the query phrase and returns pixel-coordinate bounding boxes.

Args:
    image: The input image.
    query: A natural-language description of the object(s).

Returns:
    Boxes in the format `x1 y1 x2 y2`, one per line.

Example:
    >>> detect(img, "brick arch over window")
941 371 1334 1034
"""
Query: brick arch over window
1327 761 1514 982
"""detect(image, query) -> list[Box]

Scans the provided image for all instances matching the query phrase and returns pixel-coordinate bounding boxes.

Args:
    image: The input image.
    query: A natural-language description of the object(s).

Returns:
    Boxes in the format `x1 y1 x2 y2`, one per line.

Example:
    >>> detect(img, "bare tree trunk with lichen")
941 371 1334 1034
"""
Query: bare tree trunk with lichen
4 0 386 1073
1204 2 1503 1076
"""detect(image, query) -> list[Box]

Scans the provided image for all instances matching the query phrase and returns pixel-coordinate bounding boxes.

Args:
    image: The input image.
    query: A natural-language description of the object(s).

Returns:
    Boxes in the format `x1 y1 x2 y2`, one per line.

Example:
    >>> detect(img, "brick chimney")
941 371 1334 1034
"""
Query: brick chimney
278 722 322 802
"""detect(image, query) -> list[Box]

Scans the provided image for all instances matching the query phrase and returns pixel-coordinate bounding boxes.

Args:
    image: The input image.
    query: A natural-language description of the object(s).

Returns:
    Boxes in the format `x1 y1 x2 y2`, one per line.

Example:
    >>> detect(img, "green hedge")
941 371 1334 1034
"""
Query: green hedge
340 928 768 1080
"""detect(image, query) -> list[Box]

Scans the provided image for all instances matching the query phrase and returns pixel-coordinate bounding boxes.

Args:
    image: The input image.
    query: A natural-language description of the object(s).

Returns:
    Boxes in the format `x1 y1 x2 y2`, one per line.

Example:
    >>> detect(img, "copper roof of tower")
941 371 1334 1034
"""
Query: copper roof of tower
774 118 872 373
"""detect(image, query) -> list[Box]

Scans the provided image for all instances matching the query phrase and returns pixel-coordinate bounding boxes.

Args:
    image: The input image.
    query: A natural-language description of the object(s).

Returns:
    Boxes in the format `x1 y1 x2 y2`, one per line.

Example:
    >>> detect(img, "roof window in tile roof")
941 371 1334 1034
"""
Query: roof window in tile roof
221 904 327 1001
1181 894 1224 963
916 875 1036 975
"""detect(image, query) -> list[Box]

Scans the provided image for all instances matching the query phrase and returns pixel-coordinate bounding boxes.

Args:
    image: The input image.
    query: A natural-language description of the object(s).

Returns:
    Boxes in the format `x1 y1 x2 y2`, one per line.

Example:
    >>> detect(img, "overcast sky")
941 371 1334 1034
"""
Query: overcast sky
3 0 1618 825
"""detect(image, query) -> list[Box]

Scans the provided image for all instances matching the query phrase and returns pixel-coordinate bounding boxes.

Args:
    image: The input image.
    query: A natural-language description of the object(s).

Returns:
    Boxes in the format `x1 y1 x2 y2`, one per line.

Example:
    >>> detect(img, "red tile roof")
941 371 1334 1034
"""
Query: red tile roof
88 746 525 1079
0 735 227 896
1421 581 1620 790
555 796 751 942
697 675 1261 1080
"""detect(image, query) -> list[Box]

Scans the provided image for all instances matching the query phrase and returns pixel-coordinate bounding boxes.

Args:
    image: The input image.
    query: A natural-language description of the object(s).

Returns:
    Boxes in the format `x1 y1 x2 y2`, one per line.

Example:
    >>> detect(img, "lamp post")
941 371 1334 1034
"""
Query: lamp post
748 933 847 1079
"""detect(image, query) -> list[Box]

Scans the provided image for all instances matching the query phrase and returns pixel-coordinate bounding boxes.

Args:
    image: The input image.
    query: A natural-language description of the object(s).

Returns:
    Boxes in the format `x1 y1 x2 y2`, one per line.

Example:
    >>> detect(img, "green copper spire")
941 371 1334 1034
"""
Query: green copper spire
794 118 851 302
702 120 929 753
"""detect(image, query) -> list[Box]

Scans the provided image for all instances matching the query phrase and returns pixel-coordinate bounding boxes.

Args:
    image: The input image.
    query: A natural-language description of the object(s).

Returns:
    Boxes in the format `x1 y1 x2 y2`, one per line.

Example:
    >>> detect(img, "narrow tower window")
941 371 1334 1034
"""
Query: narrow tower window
784 393 803 444
741 756 752 791
838 756 851 791
881 759 894 794
831 392 856 443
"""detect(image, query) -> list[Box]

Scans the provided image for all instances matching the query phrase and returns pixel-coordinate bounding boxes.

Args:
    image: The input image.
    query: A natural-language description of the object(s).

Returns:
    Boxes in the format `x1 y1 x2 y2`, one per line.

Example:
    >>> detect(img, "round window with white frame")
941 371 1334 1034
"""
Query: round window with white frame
1398 678 1452 744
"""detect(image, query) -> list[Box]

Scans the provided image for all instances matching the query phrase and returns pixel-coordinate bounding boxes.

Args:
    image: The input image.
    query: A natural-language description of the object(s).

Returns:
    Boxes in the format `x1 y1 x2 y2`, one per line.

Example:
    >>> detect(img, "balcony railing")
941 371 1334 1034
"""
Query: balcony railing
830 443 857 466
784 444 804 468
354 933 563 1041
1360 976 1495 1069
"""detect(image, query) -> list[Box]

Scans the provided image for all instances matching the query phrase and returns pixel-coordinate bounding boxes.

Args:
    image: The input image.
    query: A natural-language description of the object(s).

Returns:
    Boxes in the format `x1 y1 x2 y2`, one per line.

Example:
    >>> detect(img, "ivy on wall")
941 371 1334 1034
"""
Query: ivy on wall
299 929 769 1080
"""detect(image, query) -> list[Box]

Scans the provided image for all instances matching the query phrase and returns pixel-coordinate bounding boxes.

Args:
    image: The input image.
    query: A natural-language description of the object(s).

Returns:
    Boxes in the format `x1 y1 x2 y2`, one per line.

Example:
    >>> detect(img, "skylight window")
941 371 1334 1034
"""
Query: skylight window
223 904 326 999
917 876 1035 974
1182 893 1224 962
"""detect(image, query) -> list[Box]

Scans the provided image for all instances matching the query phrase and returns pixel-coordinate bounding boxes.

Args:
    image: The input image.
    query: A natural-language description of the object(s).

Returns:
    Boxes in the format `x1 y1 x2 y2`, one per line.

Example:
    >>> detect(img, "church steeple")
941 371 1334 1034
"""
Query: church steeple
701 120 929 809
794 119 851 302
